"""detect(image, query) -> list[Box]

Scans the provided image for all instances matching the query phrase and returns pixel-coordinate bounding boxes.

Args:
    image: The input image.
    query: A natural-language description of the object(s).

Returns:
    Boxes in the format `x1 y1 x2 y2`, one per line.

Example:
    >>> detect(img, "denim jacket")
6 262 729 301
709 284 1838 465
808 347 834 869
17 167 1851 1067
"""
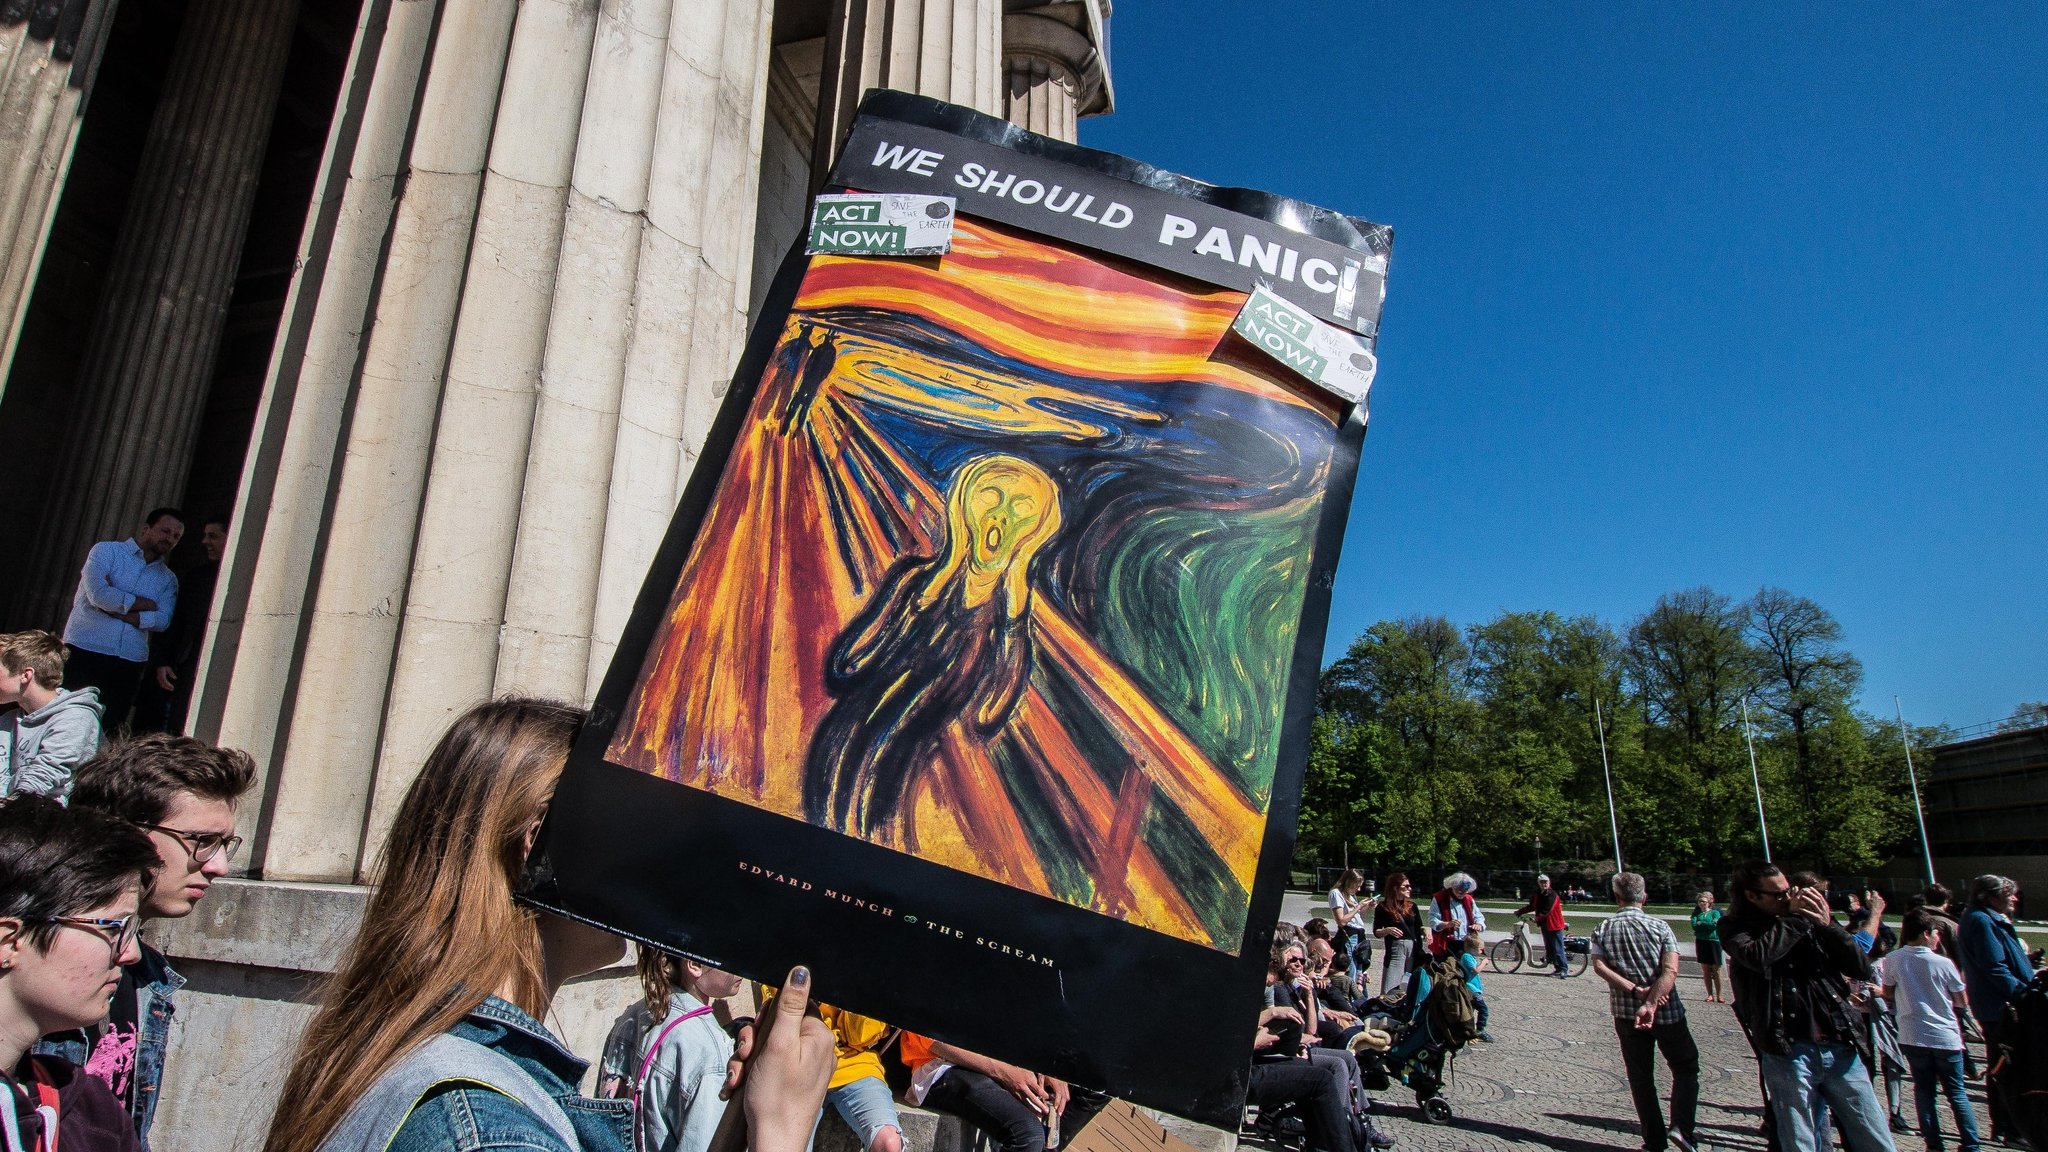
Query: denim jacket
385 997 634 1152
36 943 182 1152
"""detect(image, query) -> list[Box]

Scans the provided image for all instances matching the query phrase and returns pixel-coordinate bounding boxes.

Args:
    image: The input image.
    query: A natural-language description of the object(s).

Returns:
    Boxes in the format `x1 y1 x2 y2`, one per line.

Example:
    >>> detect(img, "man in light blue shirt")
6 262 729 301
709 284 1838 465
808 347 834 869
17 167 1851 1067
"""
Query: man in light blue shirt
62 507 183 733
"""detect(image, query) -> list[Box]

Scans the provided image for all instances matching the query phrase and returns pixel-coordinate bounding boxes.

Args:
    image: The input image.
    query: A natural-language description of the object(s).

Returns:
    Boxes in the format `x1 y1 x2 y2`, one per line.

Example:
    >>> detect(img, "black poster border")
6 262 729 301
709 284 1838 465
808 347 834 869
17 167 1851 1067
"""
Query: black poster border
519 94 1380 1128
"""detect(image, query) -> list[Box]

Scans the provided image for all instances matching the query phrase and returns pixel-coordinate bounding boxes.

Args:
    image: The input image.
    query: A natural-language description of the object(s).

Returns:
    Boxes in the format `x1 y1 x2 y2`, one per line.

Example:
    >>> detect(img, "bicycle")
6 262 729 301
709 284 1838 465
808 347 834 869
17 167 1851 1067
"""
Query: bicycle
1489 915 1590 976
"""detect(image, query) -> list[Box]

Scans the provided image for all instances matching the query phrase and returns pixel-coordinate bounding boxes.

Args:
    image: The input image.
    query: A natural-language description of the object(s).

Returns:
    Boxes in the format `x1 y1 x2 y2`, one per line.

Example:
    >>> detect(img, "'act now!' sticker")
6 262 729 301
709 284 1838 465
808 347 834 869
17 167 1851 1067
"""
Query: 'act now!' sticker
1230 284 1377 405
808 193 957 256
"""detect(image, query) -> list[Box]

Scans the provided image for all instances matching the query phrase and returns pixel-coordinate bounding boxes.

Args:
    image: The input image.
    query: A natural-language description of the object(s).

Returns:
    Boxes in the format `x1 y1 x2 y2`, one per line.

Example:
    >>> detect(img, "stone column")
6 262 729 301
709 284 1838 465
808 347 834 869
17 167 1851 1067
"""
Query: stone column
581 0 771 693
0 0 116 385
367 0 600 846
198 0 437 863
812 0 1002 182
261 0 520 883
13 0 296 630
493 0 675 697
1002 7 1109 144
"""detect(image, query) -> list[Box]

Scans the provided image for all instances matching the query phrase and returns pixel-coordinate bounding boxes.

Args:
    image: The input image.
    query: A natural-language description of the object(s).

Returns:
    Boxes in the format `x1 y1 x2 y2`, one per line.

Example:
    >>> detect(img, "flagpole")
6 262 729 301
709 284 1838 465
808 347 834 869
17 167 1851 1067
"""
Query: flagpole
1895 696 1937 885
1741 697 1772 861
1594 696 1623 873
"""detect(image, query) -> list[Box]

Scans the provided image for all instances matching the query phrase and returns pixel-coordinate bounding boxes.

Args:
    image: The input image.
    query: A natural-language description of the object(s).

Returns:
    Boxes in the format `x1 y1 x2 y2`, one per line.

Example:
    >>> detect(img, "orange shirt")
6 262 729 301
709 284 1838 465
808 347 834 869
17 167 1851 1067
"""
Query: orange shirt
898 1031 936 1070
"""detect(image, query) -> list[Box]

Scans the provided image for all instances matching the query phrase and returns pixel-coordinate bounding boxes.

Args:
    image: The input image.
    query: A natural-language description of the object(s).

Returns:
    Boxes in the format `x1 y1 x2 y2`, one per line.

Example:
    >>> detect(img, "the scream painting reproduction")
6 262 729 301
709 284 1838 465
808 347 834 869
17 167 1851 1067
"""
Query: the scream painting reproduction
604 215 1345 953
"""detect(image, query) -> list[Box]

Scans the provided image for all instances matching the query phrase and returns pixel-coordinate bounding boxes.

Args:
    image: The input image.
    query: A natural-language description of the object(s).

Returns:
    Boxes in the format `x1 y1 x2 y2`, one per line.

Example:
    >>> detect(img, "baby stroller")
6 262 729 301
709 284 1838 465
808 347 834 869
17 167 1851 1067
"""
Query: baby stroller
1348 960 1464 1124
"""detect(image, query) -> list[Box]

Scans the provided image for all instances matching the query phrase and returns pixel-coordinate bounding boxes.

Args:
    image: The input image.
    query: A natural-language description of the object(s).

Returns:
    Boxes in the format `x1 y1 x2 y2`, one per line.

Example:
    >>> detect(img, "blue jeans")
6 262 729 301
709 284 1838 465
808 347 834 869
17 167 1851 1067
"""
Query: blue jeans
1756 1042 1897 1152
1542 927 1568 974
1901 1045 1980 1152
808 1075 903 1152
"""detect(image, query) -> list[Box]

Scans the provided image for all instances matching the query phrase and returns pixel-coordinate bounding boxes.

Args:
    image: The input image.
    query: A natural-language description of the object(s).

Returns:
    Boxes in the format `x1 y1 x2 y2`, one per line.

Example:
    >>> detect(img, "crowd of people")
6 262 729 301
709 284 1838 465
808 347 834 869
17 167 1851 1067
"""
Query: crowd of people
0 680 1132 1152
1260 862 2042 1152
1 510 228 808
1588 864 2040 1152
0 511 2042 1152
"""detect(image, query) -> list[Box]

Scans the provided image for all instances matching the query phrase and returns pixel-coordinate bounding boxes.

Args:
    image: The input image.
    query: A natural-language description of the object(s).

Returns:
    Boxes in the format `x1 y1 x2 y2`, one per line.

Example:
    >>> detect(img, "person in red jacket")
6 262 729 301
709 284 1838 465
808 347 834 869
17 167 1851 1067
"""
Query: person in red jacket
1515 874 1572 978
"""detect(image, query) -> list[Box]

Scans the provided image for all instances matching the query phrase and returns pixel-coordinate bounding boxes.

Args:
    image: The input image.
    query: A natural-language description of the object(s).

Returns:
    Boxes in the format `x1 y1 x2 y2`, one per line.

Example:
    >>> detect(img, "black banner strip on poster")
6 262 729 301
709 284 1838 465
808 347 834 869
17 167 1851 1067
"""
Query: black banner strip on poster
831 91 1392 339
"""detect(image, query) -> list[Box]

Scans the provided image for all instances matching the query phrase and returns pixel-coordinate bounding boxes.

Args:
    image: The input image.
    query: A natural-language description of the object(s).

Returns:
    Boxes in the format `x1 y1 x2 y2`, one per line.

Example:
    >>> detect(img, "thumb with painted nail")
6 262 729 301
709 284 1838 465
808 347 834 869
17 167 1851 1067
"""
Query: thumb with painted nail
743 965 836 1152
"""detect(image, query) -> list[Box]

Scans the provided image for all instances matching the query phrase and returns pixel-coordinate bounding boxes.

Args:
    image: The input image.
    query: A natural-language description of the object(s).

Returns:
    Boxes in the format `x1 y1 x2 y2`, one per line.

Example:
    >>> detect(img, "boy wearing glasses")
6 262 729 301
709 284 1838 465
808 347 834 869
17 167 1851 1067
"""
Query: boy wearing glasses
43 734 255 1150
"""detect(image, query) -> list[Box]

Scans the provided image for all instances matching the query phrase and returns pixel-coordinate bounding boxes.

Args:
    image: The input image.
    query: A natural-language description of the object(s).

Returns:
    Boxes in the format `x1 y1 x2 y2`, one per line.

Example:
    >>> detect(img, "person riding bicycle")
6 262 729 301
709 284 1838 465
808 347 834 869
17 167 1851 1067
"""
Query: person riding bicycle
1515 874 1571 979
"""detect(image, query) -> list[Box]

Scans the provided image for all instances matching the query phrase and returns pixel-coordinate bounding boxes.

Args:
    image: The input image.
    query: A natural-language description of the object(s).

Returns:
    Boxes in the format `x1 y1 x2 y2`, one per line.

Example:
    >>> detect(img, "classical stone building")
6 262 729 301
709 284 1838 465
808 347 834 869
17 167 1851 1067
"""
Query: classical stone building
0 0 1110 1146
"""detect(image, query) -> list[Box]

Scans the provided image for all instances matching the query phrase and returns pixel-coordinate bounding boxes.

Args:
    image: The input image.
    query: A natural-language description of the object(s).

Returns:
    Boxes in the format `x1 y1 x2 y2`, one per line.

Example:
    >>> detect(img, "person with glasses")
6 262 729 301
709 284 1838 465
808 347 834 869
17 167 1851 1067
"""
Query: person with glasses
1722 860 1896 1152
0 794 160 1151
39 735 255 1150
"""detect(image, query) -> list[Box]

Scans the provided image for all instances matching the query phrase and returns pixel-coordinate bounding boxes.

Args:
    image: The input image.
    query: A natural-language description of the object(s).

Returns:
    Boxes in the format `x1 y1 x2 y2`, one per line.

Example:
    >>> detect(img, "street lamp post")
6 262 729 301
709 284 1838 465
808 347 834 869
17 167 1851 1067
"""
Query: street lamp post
1534 835 1543 878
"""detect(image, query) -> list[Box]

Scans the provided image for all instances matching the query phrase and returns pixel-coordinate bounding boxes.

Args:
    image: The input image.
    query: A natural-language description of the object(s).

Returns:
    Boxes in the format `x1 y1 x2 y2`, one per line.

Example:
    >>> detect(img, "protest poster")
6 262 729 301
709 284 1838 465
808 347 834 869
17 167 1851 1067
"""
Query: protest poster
520 91 1390 1126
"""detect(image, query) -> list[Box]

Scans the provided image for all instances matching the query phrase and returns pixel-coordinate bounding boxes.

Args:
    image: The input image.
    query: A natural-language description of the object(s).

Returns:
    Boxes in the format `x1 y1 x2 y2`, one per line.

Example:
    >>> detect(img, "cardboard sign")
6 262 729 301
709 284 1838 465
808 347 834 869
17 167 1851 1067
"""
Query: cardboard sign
520 91 1391 1127
809 193 957 256
1063 1102 1209 1152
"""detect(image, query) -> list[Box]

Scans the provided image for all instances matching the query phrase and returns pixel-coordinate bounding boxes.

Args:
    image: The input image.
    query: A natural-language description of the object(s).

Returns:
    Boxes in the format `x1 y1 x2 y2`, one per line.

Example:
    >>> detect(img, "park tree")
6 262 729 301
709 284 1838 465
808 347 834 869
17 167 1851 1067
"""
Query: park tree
1996 701 2048 732
1320 616 1479 864
1747 586 1863 815
1624 588 1758 870
1465 611 1624 864
1625 588 1755 745
1298 714 1391 868
1302 591 1925 878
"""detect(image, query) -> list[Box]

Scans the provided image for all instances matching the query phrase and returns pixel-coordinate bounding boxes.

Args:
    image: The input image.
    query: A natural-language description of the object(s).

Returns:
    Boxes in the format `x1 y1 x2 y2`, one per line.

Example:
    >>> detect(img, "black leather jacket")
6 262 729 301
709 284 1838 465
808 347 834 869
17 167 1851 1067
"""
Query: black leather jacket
1723 911 1872 1059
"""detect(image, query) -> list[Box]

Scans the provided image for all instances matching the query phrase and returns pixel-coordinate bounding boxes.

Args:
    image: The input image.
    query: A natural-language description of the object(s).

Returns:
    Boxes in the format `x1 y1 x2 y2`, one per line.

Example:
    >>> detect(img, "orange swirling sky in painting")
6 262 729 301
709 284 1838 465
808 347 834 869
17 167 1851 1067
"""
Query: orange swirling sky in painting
607 217 1337 951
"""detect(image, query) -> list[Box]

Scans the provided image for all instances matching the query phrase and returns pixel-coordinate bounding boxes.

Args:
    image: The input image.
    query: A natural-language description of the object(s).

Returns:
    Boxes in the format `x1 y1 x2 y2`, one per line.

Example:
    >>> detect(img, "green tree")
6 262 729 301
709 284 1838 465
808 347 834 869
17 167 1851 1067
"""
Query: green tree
1624 588 1758 871
1320 616 1480 864
1747 586 1863 825
1298 714 1390 867
1465 611 1624 865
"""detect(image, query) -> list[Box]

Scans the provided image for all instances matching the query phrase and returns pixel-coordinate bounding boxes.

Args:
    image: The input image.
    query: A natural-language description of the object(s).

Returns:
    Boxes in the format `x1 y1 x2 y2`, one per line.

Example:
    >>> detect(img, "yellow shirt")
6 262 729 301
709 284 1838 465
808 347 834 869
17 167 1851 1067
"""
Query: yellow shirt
821 1005 895 1090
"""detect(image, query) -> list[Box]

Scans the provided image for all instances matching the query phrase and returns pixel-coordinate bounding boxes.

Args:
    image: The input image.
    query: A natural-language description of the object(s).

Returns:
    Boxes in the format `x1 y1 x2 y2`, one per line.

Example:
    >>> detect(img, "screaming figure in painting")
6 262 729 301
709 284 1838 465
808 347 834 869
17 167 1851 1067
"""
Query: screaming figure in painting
803 453 1063 839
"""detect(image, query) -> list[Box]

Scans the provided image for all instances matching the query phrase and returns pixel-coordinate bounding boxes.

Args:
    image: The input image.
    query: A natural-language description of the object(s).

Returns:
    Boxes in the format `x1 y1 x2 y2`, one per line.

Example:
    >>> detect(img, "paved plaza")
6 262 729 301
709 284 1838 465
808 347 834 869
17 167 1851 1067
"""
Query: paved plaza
1268 956 1971 1152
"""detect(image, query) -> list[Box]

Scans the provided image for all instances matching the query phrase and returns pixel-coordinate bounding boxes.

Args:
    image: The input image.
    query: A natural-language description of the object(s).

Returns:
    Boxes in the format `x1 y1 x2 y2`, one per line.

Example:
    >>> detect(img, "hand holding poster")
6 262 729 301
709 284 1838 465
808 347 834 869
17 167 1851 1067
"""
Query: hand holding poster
520 92 1391 1127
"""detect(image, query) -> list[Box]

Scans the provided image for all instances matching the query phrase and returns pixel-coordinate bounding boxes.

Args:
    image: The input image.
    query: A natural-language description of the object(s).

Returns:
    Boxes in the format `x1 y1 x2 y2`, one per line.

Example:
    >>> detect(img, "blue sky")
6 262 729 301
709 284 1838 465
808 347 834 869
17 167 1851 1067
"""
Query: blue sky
1079 4 2047 729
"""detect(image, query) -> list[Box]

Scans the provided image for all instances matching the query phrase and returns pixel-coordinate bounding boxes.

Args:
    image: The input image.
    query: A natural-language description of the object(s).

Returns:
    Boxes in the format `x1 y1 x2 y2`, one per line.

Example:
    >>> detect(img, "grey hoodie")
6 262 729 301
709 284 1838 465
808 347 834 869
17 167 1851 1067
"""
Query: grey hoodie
0 686 104 802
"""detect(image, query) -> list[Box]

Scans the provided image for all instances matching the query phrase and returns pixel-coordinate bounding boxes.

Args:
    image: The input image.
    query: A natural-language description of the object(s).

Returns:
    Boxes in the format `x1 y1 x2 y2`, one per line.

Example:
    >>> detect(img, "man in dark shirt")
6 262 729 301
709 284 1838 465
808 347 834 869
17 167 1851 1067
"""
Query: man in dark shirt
1722 861 1895 1152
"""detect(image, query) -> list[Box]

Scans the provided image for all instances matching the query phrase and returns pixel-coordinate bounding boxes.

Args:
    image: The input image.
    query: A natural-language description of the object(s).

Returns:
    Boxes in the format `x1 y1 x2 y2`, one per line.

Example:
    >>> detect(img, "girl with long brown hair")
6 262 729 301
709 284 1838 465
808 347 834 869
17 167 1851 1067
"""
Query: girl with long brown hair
1373 872 1422 999
263 699 833 1152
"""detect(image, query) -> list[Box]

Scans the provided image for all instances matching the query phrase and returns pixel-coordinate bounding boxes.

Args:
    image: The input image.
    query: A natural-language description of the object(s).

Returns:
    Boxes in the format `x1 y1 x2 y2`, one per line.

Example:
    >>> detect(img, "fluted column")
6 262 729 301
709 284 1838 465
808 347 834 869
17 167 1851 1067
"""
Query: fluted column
13 0 295 630
493 0 674 697
812 0 1002 182
198 0 437 865
0 0 116 386
261 0 520 883
580 0 771 693
366 0 600 848
1001 8 1108 144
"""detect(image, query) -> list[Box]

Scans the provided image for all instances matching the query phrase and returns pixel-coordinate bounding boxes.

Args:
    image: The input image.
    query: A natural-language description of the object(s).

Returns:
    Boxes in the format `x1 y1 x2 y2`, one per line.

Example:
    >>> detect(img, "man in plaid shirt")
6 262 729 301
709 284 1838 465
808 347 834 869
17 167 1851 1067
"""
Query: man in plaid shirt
1592 872 1700 1152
